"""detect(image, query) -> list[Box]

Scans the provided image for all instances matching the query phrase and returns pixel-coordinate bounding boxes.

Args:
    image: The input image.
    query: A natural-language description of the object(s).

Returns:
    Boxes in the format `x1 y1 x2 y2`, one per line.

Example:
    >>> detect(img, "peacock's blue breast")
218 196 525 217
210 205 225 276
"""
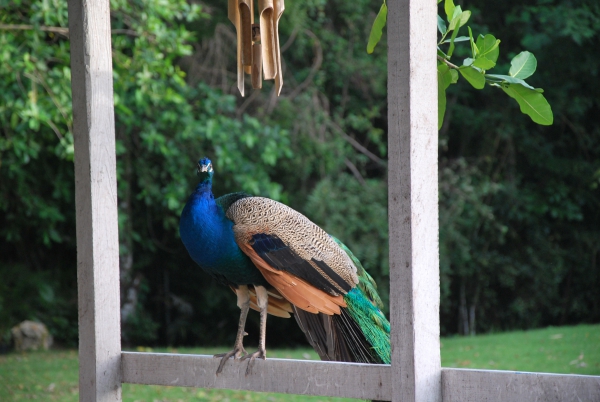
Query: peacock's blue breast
179 189 268 287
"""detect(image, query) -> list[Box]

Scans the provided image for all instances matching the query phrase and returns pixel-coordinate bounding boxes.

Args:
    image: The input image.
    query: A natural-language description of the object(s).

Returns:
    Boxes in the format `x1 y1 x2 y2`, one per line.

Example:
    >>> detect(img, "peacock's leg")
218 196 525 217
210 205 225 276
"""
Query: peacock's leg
214 285 250 374
241 285 268 375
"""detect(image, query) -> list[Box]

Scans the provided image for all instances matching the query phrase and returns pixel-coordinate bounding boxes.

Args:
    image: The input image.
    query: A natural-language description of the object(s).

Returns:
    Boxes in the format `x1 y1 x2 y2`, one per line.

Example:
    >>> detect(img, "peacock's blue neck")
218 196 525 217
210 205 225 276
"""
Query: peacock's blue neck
179 180 267 287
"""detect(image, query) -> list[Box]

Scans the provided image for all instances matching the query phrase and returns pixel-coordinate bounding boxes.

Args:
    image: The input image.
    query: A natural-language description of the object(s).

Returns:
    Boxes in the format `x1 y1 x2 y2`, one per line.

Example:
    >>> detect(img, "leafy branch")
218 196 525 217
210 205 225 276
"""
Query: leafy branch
367 0 554 129
0 23 139 37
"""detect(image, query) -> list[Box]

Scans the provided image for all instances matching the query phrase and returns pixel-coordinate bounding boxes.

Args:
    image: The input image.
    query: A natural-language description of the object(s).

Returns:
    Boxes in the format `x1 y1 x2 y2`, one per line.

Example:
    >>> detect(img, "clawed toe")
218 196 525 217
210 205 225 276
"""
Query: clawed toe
241 349 266 375
214 346 247 374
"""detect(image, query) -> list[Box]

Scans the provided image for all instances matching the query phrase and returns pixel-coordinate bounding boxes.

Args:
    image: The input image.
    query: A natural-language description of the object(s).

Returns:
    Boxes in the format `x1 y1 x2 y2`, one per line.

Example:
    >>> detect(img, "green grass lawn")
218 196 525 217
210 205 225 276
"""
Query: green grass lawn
1 324 598 401
440 323 600 375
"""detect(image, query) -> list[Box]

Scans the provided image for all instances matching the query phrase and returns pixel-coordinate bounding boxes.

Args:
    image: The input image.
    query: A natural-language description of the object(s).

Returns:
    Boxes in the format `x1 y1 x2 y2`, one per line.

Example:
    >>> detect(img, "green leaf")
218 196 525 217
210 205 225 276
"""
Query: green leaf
439 63 454 90
502 84 553 125
458 10 471 27
476 34 500 61
451 5 463 21
447 30 459 56
448 10 469 31
437 65 460 129
444 0 456 22
459 66 485 89
472 57 496 70
509 51 537 79
441 36 470 44
468 26 476 58
438 15 447 35
485 74 537 90
450 69 459 83
475 34 500 66
367 2 388 54
438 64 453 130
438 89 446 131
447 15 466 57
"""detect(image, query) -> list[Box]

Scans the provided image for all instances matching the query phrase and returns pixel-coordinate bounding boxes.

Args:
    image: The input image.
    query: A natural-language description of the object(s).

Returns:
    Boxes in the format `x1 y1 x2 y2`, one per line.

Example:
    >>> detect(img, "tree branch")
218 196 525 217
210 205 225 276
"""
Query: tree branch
0 24 138 37
344 158 366 186
437 55 460 70
328 121 387 167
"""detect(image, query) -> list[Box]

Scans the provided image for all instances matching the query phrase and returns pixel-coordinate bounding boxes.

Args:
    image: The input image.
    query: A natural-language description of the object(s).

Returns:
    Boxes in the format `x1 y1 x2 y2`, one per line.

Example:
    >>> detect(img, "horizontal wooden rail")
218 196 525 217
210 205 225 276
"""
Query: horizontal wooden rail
442 368 600 401
121 352 392 400
122 353 600 401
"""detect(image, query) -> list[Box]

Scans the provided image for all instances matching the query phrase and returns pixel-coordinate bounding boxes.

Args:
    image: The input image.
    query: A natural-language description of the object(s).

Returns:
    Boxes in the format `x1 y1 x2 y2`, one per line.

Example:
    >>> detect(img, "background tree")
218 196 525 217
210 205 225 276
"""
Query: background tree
1 0 598 349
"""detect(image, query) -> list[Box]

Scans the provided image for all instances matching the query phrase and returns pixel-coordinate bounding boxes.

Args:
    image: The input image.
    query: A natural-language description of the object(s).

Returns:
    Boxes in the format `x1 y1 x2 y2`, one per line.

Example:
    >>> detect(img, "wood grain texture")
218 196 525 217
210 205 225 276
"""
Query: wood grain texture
239 0 252 66
228 0 245 95
258 0 276 80
442 368 600 401
387 0 441 401
252 43 262 89
68 0 122 400
273 0 285 95
122 352 391 400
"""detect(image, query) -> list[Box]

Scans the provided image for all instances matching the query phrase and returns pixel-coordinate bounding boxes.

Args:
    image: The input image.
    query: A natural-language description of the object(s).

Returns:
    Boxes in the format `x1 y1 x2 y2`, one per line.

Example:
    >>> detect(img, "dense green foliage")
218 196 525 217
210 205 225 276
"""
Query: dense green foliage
0 0 291 346
1 0 598 349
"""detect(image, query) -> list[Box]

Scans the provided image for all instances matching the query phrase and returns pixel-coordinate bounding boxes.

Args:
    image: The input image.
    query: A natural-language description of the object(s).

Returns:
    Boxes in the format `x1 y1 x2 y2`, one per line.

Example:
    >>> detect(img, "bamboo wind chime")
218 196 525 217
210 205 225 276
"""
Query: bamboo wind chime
228 0 285 96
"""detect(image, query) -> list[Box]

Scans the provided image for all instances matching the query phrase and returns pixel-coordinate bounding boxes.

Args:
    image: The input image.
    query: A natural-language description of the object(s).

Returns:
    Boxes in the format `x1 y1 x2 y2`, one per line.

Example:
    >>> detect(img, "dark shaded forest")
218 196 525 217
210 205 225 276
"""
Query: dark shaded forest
1 0 599 349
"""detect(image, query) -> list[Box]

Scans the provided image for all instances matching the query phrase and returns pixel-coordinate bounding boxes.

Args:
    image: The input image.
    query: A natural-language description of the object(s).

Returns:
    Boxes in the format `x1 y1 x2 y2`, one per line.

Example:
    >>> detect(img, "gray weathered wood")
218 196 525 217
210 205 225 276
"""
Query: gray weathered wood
67 0 600 401
68 0 122 401
122 352 391 400
387 0 441 401
442 368 600 401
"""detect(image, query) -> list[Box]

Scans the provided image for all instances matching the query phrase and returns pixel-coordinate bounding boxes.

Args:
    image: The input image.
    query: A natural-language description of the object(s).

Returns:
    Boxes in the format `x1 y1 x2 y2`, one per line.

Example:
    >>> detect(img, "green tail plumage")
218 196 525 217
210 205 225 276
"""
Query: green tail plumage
294 236 390 365
333 236 391 364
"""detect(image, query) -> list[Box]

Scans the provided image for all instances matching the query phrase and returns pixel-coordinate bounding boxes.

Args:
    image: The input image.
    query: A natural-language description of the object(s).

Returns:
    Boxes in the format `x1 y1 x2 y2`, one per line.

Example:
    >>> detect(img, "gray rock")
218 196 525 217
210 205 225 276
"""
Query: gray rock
11 321 53 352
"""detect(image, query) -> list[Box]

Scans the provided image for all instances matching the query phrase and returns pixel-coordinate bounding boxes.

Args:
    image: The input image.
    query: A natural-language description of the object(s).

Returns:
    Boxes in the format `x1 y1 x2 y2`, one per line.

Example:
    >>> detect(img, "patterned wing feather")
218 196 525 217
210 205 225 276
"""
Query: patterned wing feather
226 197 359 296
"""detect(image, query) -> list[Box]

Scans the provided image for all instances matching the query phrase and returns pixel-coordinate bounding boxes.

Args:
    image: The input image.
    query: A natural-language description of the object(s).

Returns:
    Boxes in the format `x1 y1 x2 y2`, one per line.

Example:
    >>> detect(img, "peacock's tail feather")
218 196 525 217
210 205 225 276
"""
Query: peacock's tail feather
294 235 391 365
343 288 391 364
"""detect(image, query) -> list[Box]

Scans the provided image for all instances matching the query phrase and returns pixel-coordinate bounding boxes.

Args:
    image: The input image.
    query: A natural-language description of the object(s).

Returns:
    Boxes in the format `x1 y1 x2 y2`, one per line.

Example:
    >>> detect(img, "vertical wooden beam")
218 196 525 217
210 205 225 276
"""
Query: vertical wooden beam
387 0 441 401
68 0 122 401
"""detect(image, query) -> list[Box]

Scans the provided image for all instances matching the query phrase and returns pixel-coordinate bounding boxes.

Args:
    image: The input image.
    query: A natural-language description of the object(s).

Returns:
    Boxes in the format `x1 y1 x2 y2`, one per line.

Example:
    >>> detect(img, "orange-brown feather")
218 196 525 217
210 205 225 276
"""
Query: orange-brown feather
239 243 347 315
229 286 293 318
249 287 293 318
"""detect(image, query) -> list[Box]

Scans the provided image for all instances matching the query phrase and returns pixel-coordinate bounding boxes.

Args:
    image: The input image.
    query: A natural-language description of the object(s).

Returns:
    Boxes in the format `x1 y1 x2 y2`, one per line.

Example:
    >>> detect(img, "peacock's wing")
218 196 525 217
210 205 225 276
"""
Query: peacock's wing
215 191 251 211
225 196 359 315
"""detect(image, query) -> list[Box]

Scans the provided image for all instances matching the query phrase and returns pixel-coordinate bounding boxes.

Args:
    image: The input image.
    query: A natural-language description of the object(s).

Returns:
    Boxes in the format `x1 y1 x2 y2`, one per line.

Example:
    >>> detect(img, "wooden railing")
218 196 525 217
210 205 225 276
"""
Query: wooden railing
67 0 600 401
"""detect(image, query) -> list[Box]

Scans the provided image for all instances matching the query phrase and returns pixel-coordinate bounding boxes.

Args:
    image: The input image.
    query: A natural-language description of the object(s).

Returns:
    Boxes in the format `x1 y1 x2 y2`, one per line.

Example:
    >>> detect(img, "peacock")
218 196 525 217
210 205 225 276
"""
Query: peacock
179 157 390 374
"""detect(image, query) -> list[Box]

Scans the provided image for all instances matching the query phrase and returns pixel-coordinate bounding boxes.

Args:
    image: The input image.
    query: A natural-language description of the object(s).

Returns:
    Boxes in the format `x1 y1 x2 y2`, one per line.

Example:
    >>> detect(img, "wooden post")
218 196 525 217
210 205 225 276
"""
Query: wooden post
387 0 441 401
68 0 122 401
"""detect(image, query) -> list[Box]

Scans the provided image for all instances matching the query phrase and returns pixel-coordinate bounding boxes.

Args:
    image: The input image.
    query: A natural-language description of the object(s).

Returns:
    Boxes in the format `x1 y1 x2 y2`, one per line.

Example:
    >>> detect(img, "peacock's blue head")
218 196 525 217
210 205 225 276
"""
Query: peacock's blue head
197 157 214 184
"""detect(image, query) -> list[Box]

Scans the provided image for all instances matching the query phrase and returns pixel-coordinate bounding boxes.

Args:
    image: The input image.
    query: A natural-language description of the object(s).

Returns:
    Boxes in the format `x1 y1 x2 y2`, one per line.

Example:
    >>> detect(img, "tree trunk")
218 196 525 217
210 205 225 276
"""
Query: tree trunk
469 283 479 336
118 128 137 328
459 280 469 335
559 267 573 326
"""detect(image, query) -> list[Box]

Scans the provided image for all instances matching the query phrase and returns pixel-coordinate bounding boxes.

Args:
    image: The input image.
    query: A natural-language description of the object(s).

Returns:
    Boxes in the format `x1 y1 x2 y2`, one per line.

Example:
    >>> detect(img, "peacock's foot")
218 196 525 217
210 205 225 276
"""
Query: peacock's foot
214 344 247 374
241 348 266 376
